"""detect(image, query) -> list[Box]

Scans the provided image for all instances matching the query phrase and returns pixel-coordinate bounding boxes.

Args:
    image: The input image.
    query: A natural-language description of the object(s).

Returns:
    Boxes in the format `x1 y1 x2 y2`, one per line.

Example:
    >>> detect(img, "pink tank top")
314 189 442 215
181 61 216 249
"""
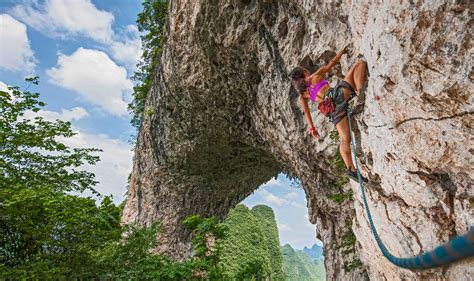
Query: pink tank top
306 79 329 102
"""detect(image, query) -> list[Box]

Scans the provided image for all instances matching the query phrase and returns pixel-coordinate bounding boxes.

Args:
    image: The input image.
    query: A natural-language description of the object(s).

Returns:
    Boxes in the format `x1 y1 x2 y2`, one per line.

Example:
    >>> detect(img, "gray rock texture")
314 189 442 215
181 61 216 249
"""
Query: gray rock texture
122 1 473 280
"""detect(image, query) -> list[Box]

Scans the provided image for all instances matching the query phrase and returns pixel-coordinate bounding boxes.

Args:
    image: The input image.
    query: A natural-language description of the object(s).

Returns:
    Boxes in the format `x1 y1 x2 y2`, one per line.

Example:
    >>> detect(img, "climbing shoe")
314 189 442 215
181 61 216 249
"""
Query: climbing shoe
346 169 368 183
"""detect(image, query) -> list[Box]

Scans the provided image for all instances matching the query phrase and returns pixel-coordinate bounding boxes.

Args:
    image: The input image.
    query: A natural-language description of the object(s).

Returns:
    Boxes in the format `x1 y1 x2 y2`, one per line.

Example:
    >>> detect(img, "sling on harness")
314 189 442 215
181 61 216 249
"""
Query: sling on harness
318 94 335 117
346 106 474 270
318 80 355 119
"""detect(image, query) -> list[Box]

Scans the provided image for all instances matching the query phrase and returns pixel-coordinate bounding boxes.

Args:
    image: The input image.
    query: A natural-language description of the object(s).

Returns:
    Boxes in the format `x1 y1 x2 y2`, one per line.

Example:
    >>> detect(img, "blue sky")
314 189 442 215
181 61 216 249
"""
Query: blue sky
0 0 321 250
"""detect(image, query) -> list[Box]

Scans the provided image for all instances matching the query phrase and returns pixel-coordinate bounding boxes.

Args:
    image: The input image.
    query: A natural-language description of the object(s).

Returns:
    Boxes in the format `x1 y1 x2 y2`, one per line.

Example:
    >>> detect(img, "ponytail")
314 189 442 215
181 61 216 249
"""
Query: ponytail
289 66 307 95
294 78 307 95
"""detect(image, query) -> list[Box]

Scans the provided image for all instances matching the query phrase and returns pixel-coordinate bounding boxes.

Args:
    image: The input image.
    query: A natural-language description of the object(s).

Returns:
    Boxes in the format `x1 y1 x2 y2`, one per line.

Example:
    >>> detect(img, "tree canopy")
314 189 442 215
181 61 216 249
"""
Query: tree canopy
0 78 224 279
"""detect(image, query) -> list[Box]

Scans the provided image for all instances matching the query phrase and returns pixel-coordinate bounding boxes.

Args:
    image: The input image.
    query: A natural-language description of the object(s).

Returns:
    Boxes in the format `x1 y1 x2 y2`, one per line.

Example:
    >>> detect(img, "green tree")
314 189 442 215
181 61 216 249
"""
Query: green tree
0 79 227 279
129 0 169 128
92 223 188 279
94 216 226 279
0 77 100 193
0 78 123 278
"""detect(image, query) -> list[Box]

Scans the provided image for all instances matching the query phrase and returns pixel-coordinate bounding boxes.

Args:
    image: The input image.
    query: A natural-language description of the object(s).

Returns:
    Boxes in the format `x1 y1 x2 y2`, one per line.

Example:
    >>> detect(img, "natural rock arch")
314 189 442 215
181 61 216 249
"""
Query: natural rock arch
122 1 473 280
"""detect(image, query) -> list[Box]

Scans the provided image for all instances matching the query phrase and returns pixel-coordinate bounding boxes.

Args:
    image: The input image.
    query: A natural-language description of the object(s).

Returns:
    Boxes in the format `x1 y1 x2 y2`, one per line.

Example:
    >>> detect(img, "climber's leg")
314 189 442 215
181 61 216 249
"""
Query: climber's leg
342 59 367 98
335 116 355 170
353 60 367 93
335 115 369 183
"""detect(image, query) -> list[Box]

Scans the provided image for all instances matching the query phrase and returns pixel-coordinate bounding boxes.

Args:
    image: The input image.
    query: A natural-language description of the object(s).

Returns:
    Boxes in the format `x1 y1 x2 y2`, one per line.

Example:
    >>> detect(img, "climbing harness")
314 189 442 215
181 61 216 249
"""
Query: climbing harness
346 107 474 270
318 92 335 117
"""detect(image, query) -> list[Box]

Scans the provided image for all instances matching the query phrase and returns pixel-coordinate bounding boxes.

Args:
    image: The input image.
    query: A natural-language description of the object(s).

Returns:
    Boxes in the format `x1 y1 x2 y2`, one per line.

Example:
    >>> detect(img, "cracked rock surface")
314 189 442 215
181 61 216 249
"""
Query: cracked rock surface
122 1 473 280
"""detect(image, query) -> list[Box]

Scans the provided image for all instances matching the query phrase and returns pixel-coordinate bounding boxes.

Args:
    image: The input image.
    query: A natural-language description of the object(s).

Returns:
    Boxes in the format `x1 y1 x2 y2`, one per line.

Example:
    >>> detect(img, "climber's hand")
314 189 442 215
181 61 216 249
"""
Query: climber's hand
337 46 345 55
342 43 354 57
342 43 351 54
310 128 320 139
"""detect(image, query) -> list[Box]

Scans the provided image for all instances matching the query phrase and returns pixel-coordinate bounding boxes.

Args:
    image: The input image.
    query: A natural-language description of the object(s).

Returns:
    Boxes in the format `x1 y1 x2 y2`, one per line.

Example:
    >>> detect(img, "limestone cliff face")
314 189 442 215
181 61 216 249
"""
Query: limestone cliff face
122 1 473 280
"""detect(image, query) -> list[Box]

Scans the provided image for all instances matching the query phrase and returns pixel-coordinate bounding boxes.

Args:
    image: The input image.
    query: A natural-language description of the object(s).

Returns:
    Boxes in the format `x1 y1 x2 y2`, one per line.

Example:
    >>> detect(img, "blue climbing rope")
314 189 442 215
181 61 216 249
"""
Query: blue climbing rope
346 107 474 270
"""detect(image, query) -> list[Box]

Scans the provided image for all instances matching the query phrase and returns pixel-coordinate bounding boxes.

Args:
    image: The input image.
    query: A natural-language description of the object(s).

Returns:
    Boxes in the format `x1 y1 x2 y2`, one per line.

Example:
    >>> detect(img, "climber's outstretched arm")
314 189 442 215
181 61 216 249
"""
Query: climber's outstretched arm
315 46 347 76
300 96 319 139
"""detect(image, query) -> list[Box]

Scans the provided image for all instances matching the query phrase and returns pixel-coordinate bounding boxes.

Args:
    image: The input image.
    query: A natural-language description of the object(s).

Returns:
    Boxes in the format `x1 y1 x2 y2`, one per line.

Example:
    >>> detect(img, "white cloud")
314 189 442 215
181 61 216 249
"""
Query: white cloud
46 48 133 116
1 82 88 122
261 177 285 189
290 201 306 209
304 221 315 230
59 130 133 203
110 25 142 70
285 191 299 200
279 223 291 232
0 14 36 73
12 0 114 43
257 188 288 206
0 81 11 93
110 39 141 70
23 107 89 122
11 2 142 71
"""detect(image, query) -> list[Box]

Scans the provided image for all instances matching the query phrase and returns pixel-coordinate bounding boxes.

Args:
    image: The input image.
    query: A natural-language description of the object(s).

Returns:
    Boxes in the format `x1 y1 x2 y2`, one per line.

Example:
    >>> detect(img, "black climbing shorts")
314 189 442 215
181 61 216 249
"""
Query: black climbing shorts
328 80 355 125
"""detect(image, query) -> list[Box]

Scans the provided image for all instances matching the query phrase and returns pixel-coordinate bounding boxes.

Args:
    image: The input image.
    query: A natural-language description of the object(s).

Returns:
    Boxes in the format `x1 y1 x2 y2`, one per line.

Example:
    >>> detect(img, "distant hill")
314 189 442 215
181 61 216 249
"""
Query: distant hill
303 243 323 261
282 244 325 281
251 205 285 279
218 204 283 280
218 204 325 280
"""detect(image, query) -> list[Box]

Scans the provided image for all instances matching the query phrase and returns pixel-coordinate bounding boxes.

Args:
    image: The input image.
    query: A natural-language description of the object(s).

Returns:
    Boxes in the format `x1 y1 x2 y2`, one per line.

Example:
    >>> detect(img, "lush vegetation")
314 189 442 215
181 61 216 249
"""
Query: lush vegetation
327 190 353 203
0 79 223 279
282 244 325 281
0 77 114 277
129 0 169 128
251 205 284 279
329 129 339 143
218 204 273 279
327 152 353 204
337 223 362 272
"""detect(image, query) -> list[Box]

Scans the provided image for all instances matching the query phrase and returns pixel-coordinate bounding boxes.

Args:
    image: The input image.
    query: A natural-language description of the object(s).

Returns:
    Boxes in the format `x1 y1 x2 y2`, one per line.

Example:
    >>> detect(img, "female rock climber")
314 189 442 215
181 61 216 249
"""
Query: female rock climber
289 46 368 182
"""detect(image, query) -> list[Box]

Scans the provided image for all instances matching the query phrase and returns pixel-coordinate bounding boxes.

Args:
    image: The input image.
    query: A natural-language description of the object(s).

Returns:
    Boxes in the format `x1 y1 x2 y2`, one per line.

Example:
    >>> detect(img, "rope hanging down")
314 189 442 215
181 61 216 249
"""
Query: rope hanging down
346 107 474 270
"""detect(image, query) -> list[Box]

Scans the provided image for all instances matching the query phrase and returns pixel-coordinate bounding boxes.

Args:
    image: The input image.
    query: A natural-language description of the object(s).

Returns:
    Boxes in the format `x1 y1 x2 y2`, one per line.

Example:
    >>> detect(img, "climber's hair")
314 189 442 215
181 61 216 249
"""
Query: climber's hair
289 66 307 95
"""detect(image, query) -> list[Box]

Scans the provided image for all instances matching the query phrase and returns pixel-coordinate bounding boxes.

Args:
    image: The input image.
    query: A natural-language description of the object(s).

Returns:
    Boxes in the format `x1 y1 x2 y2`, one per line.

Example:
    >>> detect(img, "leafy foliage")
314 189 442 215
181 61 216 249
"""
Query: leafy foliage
0 195 122 279
337 225 356 256
330 152 349 188
337 223 362 273
327 190 353 204
0 77 100 194
218 204 273 279
327 151 352 203
0 79 223 279
329 129 339 143
182 215 226 279
0 79 120 278
344 258 362 272
251 205 285 279
129 0 169 128
92 223 194 280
